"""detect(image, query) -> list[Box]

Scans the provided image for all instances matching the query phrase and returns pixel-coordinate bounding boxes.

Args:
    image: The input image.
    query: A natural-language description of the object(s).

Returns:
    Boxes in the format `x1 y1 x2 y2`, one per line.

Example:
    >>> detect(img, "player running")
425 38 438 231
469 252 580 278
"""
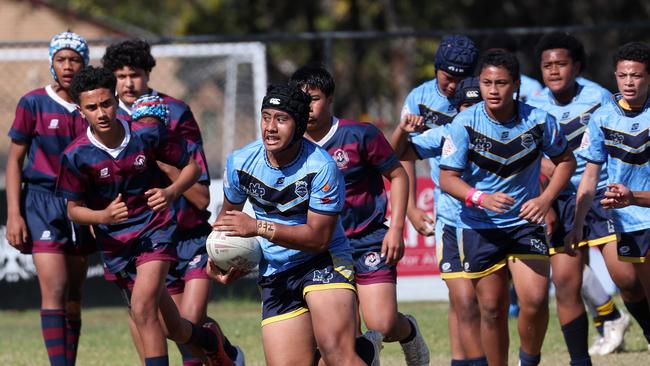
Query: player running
439 50 576 366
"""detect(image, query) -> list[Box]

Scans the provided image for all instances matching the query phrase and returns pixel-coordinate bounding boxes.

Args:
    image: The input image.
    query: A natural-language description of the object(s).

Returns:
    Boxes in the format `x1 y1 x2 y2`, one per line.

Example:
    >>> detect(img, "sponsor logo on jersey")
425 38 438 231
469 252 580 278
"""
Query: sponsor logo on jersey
322 183 330 192
295 181 308 197
472 137 492 152
619 246 631 255
631 122 640 132
561 112 571 120
313 268 334 283
48 119 59 129
245 182 265 198
500 131 509 141
333 149 350 169
275 177 284 185
40 230 52 240
464 262 470 271
364 252 381 268
189 254 202 266
580 113 591 126
134 154 146 169
442 135 457 158
530 238 548 255
611 132 625 145
100 167 110 179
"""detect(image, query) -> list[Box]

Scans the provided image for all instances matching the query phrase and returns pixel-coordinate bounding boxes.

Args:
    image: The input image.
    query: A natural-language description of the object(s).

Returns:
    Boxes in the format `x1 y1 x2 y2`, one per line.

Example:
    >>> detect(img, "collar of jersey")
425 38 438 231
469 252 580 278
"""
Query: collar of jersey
613 93 650 117
314 117 340 147
263 139 306 170
546 82 584 106
86 119 131 159
481 101 519 126
45 85 77 113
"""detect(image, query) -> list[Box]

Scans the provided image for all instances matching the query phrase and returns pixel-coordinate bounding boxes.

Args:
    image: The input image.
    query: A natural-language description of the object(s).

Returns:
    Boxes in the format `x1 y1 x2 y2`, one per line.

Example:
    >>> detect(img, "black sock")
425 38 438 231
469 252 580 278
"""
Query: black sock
624 299 650 343
561 312 590 363
399 317 417 344
187 323 218 353
466 356 488 366
355 336 375 365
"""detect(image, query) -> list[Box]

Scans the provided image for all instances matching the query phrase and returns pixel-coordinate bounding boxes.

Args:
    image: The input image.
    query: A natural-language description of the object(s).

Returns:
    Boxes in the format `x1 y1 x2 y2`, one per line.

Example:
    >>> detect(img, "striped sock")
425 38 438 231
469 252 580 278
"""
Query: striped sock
40 309 67 366
66 318 82 366
597 298 621 322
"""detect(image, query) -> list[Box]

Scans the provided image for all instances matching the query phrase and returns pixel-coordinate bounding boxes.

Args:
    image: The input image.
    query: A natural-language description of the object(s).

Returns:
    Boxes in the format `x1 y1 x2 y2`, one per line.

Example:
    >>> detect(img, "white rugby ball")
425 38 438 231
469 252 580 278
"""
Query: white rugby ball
205 230 262 272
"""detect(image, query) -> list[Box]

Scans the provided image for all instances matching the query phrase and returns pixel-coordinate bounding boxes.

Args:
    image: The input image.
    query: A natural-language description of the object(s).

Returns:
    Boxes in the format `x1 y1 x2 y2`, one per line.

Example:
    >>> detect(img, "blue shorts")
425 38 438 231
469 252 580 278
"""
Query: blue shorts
435 222 464 280
618 229 650 263
258 252 356 327
550 190 617 255
21 185 95 255
167 223 211 287
459 224 549 279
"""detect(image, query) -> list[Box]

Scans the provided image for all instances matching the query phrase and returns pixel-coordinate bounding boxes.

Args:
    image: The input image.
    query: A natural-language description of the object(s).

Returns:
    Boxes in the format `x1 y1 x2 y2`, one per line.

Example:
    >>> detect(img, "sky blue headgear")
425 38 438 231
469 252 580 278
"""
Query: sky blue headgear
435 35 479 77
131 94 171 126
49 31 90 82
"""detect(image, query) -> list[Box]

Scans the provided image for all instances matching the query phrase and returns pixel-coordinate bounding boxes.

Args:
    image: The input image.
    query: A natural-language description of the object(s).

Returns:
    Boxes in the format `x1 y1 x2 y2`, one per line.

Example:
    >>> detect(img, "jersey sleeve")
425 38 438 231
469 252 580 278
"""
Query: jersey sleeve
439 118 469 172
151 124 191 169
400 88 419 120
56 152 86 202
309 159 345 215
223 154 247 204
360 123 400 172
576 114 607 165
187 141 210 184
409 125 446 160
541 113 568 158
174 106 204 146
8 96 36 143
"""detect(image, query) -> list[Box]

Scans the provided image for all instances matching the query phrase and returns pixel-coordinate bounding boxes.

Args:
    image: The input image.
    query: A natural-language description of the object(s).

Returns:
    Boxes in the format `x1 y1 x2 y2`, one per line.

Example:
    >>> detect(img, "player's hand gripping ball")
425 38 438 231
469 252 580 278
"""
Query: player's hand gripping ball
205 230 262 272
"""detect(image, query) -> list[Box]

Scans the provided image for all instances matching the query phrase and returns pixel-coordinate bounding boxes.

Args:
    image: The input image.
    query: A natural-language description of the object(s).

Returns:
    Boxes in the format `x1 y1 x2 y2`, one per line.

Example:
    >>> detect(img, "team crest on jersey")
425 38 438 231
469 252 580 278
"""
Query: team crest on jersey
364 252 381 268
100 167 110 179
530 238 548 255
520 133 535 149
631 122 640 132
442 135 457 158
333 149 350 169
611 133 625 145
295 181 308 197
472 137 492 152
580 113 591 126
245 182 265 198
48 119 59 129
134 155 146 169
313 268 334 284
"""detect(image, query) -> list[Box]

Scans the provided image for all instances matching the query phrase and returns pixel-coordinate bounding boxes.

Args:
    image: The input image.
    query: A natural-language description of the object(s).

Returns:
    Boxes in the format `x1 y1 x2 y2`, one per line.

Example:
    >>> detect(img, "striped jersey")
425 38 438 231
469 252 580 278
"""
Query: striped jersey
440 101 568 229
223 139 351 276
8 85 87 192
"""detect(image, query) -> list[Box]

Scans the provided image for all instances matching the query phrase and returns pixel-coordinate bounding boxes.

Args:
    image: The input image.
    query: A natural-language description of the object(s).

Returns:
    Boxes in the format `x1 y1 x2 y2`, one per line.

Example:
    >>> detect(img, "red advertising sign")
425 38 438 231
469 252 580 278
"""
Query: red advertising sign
385 177 439 276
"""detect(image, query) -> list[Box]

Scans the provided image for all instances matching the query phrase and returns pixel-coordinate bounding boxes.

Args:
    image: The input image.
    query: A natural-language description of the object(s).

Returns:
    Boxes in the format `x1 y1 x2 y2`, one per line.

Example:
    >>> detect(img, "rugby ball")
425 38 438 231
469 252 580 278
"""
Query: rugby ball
205 230 262 272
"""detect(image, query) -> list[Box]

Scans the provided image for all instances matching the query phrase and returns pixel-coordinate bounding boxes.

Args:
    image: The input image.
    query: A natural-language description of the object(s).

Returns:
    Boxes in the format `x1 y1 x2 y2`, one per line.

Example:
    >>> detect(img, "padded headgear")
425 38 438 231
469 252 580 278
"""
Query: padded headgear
261 83 311 143
451 77 482 108
131 94 171 126
49 32 89 82
435 35 479 77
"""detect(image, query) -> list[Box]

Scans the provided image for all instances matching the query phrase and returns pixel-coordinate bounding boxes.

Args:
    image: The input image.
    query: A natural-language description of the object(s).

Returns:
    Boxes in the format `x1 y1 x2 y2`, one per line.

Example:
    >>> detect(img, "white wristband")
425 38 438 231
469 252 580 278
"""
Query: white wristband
471 190 484 205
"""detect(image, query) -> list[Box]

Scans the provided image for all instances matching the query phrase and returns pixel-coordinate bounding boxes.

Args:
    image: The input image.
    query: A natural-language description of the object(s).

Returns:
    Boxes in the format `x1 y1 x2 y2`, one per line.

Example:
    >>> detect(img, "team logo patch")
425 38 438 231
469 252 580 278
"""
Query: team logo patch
134 154 146 169
580 113 591 126
619 246 631 255
611 133 625 145
313 268 334 284
48 119 59 129
441 262 452 272
530 238 548 255
521 133 535 149
607 220 615 234
269 98 281 105
333 149 350 169
275 177 284 185
561 112 571 120
500 131 509 141
442 135 457 158
189 254 202 266
463 262 470 271
246 183 265 198
364 252 381 268
631 122 640 132
100 167 110 179
40 230 51 240
472 137 492 152
295 181 308 197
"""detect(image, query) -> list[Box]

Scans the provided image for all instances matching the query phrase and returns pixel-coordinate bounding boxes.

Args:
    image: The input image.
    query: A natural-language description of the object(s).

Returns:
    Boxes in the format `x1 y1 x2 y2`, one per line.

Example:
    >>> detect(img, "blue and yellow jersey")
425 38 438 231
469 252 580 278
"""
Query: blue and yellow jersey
440 102 568 229
223 139 351 276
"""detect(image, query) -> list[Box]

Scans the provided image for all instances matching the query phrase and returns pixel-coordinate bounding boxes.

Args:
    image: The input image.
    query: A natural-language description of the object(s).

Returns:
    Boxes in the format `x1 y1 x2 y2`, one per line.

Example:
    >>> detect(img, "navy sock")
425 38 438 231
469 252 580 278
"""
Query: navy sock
561 312 590 363
519 348 541 366
624 299 650 343
40 309 67 366
451 360 466 366
355 336 375 365
466 356 488 366
176 343 200 366
144 355 169 366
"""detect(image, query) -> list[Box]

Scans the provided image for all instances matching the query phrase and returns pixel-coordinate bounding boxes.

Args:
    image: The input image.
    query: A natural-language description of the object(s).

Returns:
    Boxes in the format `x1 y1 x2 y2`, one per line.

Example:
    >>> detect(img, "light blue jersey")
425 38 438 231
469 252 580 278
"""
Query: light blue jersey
577 95 650 232
410 125 460 226
401 78 457 129
528 78 612 192
519 74 543 103
440 102 568 229
224 139 351 276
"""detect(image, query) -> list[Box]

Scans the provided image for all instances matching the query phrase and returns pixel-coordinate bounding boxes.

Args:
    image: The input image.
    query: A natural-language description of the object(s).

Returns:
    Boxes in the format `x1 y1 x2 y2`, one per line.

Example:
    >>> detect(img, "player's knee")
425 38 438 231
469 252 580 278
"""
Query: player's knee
479 298 506 325
40 281 67 303
456 297 480 323
130 300 159 326
366 317 397 339
317 334 354 361
519 291 548 314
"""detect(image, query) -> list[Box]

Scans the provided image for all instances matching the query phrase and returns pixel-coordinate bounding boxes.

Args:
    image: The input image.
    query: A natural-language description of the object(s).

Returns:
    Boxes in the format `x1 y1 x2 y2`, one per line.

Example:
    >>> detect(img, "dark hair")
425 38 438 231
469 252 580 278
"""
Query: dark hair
613 42 650 72
535 32 587 71
101 39 156 72
70 66 116 104
290 64 336 97
483 32 518 53
478 50 520 82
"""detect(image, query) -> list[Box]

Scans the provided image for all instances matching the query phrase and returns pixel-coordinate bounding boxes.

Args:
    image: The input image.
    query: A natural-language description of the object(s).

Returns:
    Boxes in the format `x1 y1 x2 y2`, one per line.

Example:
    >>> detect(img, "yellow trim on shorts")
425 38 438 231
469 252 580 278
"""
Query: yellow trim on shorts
507 254 549 261
587 234 618 247
303 283 356 297
261 307 310 327
441 272 467 280
462 260 507 279
549 241 588 255
618 256 646 263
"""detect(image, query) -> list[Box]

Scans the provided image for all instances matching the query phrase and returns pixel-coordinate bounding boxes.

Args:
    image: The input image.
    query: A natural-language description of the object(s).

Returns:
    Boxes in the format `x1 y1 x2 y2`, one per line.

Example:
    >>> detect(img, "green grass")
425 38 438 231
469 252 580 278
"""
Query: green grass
1 299 648 365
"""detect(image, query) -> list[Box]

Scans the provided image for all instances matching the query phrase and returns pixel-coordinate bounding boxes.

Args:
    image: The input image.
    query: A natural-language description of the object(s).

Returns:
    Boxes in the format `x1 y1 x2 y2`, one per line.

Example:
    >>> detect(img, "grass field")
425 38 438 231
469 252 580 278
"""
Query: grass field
1 299 648 365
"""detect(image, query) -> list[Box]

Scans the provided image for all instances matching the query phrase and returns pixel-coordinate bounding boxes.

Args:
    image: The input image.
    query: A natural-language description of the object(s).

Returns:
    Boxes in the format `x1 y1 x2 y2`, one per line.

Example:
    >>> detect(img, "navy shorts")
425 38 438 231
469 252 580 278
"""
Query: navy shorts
618 229 650 263
258 252 356 327
167 223 212 288
352 245 397 285
436 222 464 280
21 186 95 255
459 224 549 279
550 190 617 255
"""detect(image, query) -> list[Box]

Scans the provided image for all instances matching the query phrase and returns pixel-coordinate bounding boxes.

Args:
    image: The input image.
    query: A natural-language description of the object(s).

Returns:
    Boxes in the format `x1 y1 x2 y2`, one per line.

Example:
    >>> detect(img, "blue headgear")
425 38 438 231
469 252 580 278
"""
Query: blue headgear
451 77 482 108
131 94 171 126
49 32 90 82
435 35 479 77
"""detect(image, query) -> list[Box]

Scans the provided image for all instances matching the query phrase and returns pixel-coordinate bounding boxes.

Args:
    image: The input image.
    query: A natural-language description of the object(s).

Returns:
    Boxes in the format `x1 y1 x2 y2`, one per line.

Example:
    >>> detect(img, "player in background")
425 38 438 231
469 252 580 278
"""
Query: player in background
57 66 234 366
400 34 479 237
5 31 92 366
571 41 650 353
391 77 486 366
439 51 576 366
209 83 379 366
483 32 543 103
101 38 243 366
290 64 429 366
527 32 630 361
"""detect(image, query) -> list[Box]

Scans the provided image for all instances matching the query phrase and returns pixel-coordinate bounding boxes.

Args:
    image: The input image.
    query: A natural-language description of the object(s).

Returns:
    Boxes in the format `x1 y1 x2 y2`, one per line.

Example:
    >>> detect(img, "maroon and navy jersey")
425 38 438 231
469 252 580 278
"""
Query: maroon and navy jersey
316 118 400 247
56 120 191 270
118 90 210 231
8 86 87 192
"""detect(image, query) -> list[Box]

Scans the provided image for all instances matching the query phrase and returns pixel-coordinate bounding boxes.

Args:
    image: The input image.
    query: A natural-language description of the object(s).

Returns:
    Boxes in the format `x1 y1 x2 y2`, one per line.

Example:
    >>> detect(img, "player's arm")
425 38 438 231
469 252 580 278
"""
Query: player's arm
156 160 209 210
439 169 514 213
146 157 201 212
381 164 408 264
5 141 29 248
389 113 424 161
564 162 601 254
541 157 556 179
602 184 650 208
67 195 128 225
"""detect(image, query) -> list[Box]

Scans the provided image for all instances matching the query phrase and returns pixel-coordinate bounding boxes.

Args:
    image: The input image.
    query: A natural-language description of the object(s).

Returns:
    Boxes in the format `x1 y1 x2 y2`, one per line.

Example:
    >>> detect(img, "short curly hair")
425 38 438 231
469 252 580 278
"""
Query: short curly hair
70 66 116 104
101 39 156 72
613 42 650 72
478 50 520 82
535 32 587 71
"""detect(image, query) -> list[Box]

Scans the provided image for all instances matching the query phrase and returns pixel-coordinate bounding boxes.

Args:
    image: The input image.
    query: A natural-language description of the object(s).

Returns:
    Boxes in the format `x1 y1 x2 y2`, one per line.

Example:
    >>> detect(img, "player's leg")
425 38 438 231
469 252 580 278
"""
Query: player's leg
64 254 88 366
177 278 211 366
472 269 510 365
262 312 316 366
550 246 591 365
